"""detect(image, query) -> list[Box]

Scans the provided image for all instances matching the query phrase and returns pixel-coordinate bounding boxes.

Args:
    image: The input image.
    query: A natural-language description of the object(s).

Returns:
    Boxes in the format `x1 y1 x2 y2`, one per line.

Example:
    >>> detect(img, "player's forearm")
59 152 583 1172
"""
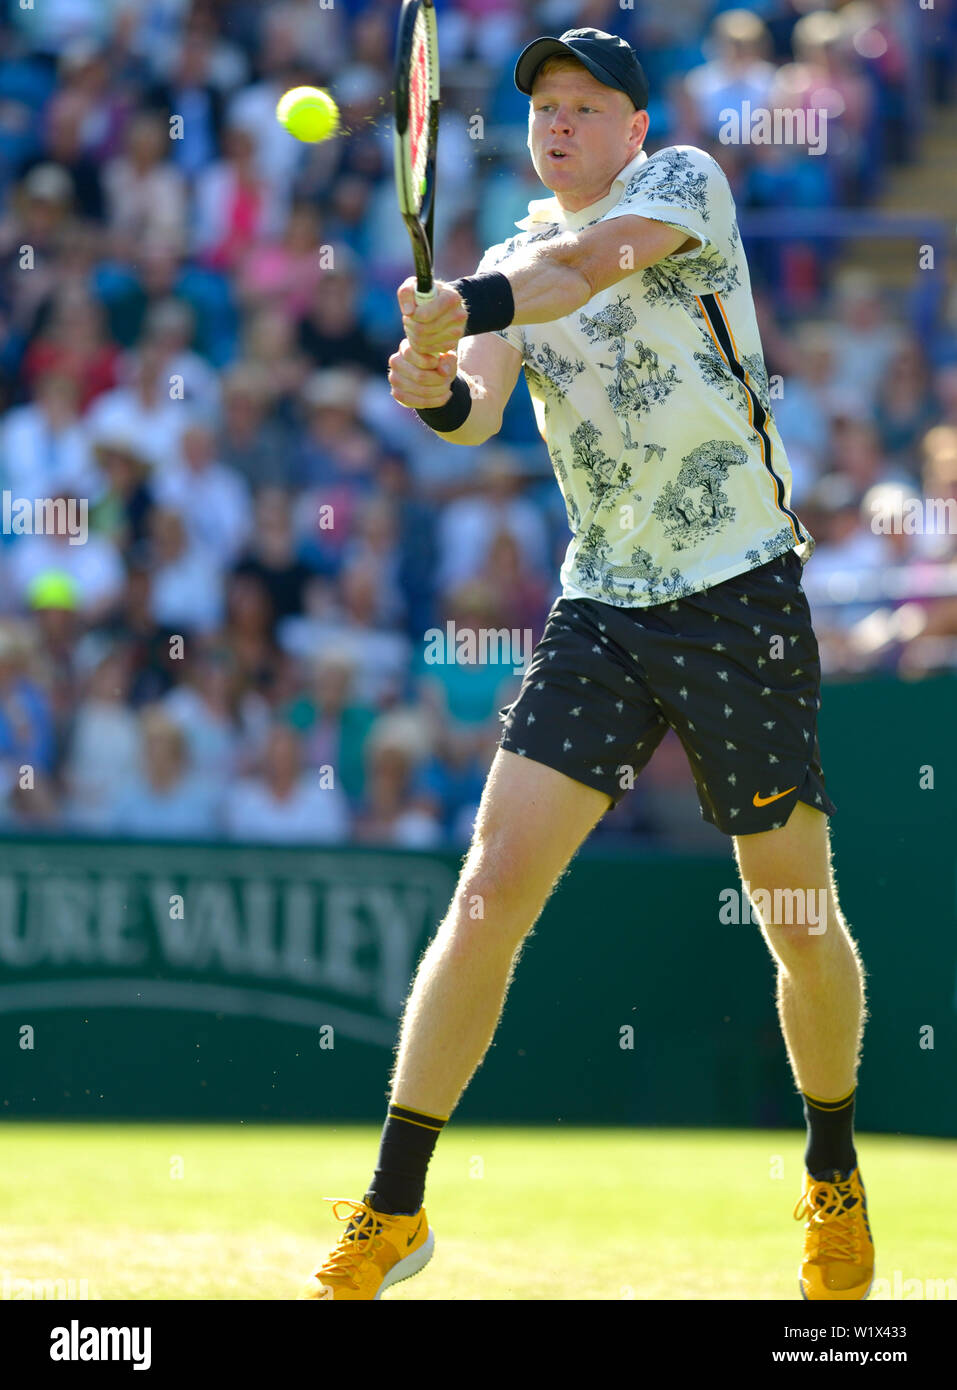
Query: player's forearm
421 369 501 446
404 254 590 360
446 221 692 348
500 251 593 326
453 234 600 331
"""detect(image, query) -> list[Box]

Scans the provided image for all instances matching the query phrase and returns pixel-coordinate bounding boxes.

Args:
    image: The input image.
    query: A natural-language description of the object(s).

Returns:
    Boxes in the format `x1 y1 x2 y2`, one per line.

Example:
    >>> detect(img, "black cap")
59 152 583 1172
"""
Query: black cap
515 28 649 112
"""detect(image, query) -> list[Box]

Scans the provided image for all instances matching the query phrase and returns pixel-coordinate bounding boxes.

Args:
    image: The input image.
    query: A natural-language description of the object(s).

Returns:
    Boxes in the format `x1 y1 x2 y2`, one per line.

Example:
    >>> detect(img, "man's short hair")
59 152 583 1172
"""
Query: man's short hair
530 53 638 109
531 54 592 88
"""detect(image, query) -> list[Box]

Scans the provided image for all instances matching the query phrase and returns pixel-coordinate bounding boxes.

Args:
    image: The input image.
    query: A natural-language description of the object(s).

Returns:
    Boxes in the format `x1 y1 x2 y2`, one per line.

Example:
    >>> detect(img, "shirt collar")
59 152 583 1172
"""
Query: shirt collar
515 148 649 231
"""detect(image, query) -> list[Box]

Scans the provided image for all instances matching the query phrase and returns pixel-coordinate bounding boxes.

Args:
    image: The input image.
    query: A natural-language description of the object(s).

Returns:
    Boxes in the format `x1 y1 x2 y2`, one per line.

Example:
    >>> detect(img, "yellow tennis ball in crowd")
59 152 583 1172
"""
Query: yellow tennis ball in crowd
276 86 340 143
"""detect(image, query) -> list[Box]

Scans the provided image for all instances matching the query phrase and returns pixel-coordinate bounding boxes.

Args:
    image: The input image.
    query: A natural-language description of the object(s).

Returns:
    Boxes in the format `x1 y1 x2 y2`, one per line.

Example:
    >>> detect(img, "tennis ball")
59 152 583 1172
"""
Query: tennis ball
276 86 340 143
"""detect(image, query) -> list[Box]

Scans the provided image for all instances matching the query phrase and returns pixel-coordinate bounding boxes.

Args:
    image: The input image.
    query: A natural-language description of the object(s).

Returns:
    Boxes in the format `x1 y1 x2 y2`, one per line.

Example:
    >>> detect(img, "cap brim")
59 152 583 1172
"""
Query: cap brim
514 36 627 101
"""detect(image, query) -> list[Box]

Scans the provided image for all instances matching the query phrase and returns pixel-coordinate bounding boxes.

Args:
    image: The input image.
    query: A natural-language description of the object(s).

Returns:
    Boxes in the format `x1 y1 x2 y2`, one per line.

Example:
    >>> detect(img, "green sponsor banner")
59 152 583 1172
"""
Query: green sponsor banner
1 676 954 1134
0 841 456 1045
0 842 458 1120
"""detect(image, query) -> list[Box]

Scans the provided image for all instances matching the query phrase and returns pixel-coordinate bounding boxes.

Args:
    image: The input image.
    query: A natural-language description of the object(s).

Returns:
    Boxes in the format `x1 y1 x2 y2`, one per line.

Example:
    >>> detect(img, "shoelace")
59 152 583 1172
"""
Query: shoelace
311 1198 399 1289
793 1178 863 1263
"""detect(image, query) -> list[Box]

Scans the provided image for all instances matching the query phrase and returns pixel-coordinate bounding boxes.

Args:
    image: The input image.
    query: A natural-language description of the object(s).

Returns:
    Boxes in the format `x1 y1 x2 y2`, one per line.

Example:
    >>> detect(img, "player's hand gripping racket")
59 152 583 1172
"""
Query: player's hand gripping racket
394 0 440 305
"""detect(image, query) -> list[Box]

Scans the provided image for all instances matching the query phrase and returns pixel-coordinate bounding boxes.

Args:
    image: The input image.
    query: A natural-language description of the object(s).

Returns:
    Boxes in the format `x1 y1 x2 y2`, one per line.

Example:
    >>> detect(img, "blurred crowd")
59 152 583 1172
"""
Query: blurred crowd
0 0 954 849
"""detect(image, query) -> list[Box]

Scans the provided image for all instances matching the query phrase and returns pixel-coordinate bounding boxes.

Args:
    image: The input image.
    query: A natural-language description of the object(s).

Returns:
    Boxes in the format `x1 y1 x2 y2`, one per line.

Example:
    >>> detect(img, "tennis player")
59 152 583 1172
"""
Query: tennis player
300 27 872 1303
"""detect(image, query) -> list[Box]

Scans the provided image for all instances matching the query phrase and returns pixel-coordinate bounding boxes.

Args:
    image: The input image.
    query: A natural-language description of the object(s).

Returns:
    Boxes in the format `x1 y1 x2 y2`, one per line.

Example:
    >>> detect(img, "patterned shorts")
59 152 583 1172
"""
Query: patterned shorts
498 550 836 836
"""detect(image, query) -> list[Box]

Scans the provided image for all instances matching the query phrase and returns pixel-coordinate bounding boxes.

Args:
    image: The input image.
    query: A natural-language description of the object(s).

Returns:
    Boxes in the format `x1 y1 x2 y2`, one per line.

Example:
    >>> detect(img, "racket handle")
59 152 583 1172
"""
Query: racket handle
415 285 437 304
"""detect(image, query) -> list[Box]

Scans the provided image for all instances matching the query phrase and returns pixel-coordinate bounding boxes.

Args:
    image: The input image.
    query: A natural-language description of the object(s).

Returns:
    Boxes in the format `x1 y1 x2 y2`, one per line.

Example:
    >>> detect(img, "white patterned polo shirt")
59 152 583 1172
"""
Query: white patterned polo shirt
475 144 812 607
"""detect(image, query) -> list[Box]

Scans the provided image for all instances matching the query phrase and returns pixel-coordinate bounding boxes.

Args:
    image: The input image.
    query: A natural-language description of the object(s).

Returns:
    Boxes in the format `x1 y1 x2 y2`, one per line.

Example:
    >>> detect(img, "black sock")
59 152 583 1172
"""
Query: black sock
803 1087 857 1180
365 1103 448 1216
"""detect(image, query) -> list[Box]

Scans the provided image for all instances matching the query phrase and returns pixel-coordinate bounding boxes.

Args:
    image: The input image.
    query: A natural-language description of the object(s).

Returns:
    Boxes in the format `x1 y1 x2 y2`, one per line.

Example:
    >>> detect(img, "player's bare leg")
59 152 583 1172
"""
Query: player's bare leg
390 748 611 1118
734 801 873 1299
299 749 610 1299
734 802 865 1098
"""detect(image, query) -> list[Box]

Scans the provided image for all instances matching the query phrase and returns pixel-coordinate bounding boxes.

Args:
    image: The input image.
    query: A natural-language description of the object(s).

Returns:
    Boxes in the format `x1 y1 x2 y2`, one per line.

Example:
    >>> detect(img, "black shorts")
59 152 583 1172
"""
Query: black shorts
498 550 836 836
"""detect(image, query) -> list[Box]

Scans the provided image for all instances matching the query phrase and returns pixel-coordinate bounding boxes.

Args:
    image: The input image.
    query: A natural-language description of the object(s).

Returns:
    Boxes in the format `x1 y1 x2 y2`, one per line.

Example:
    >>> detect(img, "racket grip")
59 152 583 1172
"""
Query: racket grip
415 286 437 304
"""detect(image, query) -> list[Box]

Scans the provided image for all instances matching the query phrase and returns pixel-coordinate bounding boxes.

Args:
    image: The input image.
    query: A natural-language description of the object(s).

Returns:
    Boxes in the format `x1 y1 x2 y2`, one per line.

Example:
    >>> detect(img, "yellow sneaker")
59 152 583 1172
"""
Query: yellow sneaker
794 1167 874 1300
298 1197 434 1301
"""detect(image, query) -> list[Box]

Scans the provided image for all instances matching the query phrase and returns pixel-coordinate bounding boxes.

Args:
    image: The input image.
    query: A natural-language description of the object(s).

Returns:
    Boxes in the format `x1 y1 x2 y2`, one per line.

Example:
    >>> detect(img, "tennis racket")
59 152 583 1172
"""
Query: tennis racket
393 0 440 304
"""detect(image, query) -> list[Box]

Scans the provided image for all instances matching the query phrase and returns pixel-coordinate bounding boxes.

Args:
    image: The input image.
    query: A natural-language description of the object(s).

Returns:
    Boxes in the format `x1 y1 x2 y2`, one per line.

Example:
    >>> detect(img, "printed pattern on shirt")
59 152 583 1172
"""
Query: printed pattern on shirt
475 143 812 607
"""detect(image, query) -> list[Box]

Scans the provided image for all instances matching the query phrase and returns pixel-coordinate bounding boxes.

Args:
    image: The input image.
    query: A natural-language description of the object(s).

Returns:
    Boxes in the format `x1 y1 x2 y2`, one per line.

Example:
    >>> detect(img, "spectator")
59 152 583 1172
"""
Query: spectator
63 643 140 831
1 371 97 500
138 4 249 95
0 164 76 346
94 239 239 364
437 0 523 67
800 472 886 608
352 709 442 848
25 90 105 221
86 342 188 470
825 271 906 409
374 448 438 638
21 288 120 413
239 304 309 413
89 426 156 556
12 6 116 61
341 495 408 629
293 368 380 564
141 297 221 417
280 558 412 707
266 0 349 80
842 0 918 166
350 6 394 72
917 425 957 562
435 211 484 283
225 721 350 844
0 621 57 826
873 341 939 468
238 199 325 320
322 175 375 264
49 42 128 162
933 362 957 430
217 363 295 491
102 109 188 257
146 506 224 636
829 415 889 496
767 325 835 498
100 563 176 708
233 487 318 623
478 527 550 638
284 648 377 806
146 35 225 181
222 571 282 699
111 705 219 838
163 646 270 794
435 447 550 597
416 579 523 735
194 121 282 273
777 11 874 203
684 9 777 143
296 258 386 375
154 417 253 568
410 721 497 844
